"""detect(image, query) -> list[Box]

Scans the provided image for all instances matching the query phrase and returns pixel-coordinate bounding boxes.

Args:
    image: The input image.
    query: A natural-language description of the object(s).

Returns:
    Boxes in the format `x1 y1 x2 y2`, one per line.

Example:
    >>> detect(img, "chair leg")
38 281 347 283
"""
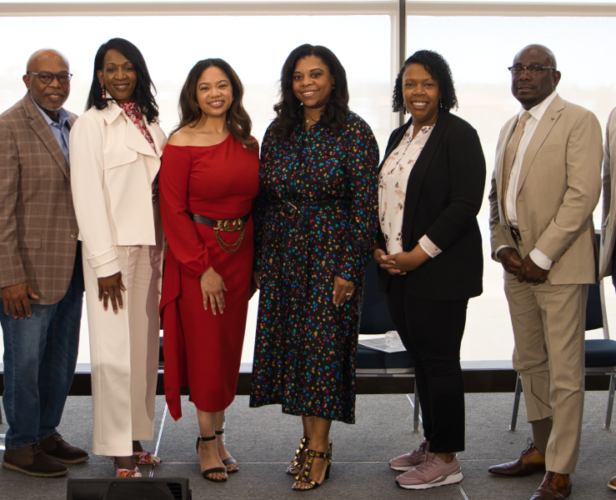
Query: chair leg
0 396 4 451
606 374 616 430
413 389 420 433
510 373 522 431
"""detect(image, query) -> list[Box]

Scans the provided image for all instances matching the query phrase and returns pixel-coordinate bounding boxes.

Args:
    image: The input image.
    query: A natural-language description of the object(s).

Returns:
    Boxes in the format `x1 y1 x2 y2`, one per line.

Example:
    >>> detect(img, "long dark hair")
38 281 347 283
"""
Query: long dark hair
86 38 159 124
273 44 349 139
393 50 458 113
171 58 257 150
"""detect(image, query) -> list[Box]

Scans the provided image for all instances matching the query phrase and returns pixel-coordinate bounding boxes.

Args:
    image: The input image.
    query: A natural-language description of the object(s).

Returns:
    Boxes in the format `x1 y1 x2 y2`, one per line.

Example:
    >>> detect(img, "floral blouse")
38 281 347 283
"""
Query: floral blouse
378 124 441 256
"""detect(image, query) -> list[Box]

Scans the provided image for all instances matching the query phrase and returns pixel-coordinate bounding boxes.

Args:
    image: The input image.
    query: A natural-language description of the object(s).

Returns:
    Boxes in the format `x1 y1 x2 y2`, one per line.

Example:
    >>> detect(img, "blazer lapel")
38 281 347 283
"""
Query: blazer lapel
101 101 159 159
23 95 70 179
379 120 412 170
145 121 166 159
125 115 158 158
496 116 518 192
516 95 564 196
400 111 450 250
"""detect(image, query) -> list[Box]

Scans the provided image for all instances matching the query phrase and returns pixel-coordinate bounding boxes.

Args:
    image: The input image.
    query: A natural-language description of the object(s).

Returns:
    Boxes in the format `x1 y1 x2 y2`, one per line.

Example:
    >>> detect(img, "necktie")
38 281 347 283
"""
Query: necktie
501 111 531 224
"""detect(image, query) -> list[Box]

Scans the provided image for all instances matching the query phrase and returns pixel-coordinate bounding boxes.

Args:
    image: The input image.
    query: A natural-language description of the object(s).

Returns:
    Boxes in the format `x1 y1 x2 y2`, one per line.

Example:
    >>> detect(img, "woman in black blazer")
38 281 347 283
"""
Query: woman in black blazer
374 50 485 490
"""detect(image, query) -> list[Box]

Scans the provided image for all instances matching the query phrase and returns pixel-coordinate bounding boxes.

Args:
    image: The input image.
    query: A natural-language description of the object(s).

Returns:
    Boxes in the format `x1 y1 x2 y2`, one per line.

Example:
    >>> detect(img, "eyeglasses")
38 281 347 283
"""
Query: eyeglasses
508 65 556 76
28 71 73 85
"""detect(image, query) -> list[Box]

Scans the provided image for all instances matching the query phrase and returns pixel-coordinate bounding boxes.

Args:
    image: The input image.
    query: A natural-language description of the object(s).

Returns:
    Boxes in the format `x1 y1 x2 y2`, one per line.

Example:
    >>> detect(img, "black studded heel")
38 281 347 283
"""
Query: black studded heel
287 436 310 475
291 448 332 491
215 430 239 473
195 435 228 482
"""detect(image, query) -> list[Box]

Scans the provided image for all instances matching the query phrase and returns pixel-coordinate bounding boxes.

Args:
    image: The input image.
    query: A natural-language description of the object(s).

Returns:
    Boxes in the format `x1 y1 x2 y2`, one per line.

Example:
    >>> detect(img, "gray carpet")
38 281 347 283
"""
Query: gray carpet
1 392 616 499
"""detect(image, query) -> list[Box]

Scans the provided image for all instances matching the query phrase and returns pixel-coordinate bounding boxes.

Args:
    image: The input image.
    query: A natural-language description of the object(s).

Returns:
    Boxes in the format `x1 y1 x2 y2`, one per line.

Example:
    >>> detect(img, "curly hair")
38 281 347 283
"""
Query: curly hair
86 38 159 123
272 44 349 139
392 50 458 113
171 58 257 151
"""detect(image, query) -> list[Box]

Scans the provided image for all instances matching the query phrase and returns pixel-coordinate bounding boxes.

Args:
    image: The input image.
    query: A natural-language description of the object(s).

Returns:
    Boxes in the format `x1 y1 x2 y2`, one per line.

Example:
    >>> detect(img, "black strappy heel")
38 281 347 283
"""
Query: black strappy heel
292 448 332 491
196 435 228 482
287 437 310 475
215 430 239 473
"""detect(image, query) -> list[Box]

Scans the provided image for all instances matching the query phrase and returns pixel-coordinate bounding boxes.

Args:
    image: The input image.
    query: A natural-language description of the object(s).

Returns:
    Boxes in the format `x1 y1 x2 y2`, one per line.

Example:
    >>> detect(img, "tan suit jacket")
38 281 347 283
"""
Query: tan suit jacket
599 107 616 278
489 95 603 285
0 94 79 304
70 102 166 278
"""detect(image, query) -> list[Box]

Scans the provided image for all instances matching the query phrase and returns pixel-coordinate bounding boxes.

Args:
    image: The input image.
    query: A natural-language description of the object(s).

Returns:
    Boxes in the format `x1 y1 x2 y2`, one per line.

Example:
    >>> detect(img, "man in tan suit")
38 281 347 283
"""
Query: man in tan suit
487 45 603 500
600 107 616 492
0 49 88 477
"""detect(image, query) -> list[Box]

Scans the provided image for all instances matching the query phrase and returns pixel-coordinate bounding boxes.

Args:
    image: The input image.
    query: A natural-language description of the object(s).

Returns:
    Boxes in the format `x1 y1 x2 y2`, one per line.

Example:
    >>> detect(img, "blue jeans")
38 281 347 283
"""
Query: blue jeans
1 244 84 450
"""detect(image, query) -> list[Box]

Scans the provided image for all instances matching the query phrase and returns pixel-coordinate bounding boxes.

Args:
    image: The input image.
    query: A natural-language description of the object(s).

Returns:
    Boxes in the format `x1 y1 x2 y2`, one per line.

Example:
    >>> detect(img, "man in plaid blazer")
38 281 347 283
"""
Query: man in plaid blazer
0 49 89 477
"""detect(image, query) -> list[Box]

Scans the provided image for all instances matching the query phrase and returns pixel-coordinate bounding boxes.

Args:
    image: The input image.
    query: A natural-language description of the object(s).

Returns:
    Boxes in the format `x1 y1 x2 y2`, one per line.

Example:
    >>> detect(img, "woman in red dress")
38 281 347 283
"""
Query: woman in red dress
159 59 259 482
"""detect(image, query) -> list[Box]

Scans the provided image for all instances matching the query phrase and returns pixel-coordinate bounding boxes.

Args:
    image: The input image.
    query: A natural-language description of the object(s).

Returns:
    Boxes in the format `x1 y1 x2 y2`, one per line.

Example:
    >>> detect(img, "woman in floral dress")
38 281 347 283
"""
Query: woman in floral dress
249 44 379 491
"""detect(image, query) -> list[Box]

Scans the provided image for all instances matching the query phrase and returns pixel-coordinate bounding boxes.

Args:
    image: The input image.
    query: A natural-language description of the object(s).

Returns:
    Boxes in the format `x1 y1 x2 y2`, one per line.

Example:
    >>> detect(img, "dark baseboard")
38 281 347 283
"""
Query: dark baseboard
0 368 611 397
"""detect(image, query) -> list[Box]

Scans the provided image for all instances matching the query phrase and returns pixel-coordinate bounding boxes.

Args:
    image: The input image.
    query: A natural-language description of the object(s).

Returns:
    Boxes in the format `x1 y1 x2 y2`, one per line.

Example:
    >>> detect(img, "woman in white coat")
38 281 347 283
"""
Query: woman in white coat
70 38 166 478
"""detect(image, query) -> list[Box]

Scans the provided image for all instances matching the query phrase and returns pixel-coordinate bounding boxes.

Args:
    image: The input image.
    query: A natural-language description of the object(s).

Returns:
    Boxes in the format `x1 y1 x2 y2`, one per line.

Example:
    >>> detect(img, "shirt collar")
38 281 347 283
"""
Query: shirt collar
30 96 70 128
519 91 558 123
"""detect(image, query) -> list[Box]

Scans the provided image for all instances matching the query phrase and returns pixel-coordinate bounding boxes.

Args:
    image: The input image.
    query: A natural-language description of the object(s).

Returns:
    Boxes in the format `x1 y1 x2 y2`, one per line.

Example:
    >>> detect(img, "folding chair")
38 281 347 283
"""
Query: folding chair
510 233 616 430
356 261 420 431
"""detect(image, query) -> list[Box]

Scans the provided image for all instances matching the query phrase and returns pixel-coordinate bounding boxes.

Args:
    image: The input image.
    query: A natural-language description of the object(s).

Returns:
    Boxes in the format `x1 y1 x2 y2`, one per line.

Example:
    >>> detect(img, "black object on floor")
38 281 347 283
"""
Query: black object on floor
66 477 191 500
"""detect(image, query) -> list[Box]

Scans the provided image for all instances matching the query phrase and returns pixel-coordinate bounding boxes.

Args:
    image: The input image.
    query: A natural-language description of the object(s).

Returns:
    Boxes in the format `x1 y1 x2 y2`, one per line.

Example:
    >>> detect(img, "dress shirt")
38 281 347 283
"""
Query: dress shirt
499 91 558 270
379 124 441 257
32 97 71 166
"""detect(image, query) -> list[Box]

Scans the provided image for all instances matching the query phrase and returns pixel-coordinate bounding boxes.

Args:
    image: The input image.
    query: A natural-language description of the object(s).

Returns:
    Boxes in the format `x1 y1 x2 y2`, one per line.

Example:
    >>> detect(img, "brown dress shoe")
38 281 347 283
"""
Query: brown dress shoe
39 433 89 464
488 440 546 477
2 443 68 477
530 471 572 499
608 475 616 491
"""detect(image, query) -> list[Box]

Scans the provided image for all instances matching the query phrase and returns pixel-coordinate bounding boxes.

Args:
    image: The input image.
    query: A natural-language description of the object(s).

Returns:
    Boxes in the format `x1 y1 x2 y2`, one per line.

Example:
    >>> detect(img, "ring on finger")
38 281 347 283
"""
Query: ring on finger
104 291 109 295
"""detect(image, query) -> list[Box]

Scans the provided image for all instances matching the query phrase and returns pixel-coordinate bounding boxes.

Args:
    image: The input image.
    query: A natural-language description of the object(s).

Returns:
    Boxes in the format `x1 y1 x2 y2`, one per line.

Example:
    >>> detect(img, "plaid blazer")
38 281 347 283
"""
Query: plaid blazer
0 94 79 304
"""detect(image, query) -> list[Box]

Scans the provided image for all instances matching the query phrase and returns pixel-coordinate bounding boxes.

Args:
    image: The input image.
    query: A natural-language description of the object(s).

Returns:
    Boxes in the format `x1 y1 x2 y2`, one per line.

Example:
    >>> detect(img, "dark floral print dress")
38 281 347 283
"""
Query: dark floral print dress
249 112 379 424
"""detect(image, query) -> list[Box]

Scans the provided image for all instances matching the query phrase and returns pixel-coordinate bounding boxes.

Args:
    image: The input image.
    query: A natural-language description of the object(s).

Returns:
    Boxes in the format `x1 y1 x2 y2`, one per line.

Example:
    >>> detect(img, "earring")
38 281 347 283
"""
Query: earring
101 84 106 99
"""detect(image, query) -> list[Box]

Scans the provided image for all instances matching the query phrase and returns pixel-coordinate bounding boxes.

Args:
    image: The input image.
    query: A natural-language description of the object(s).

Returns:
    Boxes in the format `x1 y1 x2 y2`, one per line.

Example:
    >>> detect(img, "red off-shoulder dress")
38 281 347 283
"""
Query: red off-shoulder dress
159 134 259 420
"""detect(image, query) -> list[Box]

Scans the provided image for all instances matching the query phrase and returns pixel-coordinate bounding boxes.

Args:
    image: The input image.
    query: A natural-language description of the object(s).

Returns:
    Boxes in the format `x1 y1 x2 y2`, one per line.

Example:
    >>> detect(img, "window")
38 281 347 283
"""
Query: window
406 14 616 360
0 1 613 365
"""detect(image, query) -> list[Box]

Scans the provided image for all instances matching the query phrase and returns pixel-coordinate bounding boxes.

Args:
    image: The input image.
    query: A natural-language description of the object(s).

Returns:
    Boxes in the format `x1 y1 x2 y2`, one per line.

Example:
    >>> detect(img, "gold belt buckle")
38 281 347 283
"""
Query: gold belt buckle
281 202 297 219
214 218 245 232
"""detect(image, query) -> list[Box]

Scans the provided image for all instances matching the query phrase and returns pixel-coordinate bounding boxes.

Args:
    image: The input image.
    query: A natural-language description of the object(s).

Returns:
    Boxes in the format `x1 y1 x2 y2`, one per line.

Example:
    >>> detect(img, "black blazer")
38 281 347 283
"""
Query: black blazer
377 111 486 300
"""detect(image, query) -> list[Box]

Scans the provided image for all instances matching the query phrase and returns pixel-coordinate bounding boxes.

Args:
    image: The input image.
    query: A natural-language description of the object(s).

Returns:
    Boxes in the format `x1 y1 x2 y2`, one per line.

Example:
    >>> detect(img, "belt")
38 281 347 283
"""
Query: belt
276 199 346 220
186 211 250 253
187 211 250 228
509 225 521 243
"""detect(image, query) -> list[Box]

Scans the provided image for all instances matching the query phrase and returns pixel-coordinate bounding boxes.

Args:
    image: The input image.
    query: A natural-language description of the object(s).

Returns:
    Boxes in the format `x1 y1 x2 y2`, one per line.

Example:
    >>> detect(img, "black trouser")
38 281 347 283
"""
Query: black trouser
385 279 468 453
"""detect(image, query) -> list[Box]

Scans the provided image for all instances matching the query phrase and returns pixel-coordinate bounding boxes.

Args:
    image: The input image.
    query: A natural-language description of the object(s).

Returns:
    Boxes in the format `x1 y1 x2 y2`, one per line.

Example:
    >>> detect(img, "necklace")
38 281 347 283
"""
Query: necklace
305 115 318 125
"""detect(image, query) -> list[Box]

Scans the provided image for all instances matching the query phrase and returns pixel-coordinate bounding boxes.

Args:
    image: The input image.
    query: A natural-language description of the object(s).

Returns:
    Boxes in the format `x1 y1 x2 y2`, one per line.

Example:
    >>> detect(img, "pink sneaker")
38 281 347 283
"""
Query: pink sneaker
389 440 429 471
396 453 463 490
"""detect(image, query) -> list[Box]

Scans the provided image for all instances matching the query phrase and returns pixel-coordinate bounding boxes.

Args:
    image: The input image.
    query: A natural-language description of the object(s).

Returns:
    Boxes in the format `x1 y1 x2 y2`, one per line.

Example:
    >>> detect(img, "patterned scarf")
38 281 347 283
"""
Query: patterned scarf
118 102 155 151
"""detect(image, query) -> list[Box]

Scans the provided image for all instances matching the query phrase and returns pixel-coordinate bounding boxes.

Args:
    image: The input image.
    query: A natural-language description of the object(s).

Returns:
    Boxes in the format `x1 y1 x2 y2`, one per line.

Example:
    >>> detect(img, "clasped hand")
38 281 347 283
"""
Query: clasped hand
374 246 429 275
497 247 549 285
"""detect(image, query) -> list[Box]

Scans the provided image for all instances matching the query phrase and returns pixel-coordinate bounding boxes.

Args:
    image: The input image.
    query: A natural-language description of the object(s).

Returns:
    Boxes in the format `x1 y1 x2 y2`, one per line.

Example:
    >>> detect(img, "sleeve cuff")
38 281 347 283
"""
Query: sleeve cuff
419 235 442 258
494 245 511 263
530 248 553 271
93 258 121 278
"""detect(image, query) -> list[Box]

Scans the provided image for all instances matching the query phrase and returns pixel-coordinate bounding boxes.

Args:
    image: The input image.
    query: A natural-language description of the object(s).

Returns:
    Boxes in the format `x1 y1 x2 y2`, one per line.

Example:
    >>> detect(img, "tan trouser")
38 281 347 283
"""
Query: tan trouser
83 239 162 457
505 277 587 474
